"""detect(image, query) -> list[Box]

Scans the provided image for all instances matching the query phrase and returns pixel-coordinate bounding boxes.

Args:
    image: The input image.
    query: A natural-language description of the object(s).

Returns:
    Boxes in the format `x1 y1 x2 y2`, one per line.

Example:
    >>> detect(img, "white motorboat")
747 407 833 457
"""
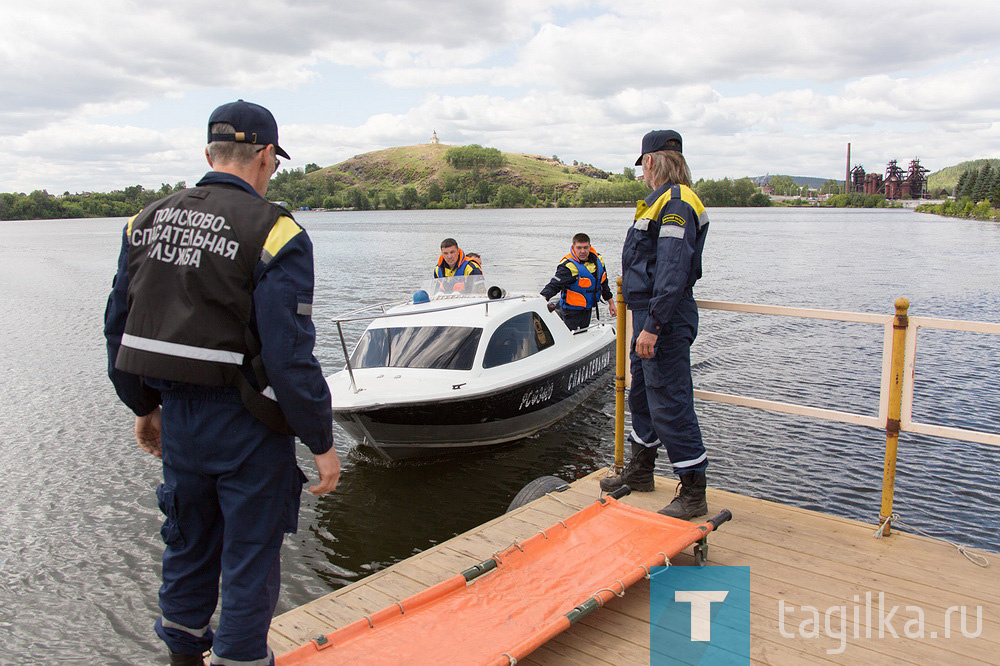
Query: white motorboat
327 277 616 460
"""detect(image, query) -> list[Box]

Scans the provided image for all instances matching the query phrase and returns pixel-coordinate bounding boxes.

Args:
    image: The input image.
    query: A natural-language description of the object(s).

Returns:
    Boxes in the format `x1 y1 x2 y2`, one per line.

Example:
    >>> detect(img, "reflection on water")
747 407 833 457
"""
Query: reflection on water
0 208 998 662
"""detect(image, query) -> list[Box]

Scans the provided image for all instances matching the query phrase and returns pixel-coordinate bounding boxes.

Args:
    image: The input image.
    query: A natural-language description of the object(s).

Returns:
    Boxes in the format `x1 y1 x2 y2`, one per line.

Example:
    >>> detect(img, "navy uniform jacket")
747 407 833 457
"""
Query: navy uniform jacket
621 182 709 333
104 171 333 455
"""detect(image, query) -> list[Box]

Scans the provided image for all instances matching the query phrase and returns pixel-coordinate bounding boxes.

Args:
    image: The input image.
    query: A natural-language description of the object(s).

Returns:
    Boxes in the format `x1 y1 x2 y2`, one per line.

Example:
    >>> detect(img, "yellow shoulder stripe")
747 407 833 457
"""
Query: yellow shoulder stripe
263 216 302 258
677 185 707 216
126 212 140 236
635 185 706 224
635 190 670 222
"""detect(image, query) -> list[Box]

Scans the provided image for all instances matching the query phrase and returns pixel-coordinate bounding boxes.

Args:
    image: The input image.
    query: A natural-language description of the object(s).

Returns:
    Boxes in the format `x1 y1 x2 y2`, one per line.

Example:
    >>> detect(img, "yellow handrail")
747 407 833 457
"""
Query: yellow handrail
879 298 909 535
612 296 999 534
613 277 626 473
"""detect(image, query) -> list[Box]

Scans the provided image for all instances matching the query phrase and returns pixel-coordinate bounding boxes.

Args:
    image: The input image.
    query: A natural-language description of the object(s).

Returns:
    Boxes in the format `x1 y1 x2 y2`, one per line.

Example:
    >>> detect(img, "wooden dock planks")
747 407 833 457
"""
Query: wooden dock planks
269 470 998 664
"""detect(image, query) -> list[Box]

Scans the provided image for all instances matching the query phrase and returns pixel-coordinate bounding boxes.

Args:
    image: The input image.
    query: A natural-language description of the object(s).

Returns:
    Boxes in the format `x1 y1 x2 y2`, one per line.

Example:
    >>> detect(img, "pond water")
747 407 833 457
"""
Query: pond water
0 206 997 662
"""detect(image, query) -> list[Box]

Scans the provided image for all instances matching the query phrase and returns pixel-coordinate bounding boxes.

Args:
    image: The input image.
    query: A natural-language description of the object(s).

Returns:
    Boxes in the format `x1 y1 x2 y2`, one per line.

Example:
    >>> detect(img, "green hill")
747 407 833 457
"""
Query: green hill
260 142 637 210
310 143 609 199
927 159 1000 195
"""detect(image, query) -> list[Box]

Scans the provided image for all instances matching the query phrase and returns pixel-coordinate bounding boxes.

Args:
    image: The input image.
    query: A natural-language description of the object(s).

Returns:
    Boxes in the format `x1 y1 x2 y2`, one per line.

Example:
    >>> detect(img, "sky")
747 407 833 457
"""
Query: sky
3 0 999 194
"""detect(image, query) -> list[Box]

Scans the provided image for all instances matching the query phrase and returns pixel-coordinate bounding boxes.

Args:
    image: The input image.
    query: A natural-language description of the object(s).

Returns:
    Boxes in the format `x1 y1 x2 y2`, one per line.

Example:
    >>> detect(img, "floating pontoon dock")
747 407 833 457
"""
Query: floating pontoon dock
269 470 997 664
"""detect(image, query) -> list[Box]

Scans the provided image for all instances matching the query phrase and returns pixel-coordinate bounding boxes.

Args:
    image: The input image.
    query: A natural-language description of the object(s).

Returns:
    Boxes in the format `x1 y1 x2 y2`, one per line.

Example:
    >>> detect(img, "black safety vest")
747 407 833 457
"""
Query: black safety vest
115 183 293 432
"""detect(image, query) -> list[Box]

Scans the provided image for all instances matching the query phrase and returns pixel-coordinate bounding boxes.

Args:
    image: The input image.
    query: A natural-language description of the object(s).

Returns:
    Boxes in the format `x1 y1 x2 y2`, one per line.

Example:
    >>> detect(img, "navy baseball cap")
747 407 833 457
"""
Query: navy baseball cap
635 129 682 165
208 99 290 159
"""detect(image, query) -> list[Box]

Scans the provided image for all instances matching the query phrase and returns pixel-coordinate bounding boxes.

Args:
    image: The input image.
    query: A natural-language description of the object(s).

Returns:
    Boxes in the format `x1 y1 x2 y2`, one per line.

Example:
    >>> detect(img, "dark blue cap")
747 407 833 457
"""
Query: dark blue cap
208 100 290 159
413 289 430 304
635 129 682 165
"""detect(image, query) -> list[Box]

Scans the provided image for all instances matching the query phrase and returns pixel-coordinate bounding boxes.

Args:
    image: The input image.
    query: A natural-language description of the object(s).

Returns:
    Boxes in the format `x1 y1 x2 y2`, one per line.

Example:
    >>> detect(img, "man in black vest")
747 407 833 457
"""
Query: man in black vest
105 100 340 666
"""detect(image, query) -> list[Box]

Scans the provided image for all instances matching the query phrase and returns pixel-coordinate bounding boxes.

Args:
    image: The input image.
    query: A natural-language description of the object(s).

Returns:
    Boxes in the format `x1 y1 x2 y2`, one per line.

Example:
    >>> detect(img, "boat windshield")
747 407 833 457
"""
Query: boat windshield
351 326 483 370
422 275 488 297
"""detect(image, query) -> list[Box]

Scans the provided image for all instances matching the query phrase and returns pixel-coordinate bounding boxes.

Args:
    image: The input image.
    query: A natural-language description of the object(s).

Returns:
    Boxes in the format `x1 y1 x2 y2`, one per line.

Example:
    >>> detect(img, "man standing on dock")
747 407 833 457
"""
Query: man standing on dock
600 130 710 521
540 232 617 331
104 100 340 665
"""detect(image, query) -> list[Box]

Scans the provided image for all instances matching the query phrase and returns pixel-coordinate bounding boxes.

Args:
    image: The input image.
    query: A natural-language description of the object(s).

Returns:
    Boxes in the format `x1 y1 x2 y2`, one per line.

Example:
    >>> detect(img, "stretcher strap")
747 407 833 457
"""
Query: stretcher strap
591 580 627 605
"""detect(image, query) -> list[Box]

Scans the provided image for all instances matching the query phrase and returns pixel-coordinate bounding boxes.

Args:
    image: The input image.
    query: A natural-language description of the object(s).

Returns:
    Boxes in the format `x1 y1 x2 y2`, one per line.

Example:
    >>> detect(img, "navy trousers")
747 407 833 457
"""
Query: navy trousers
153 388 304 665
562 307 593 331
628 300 708 475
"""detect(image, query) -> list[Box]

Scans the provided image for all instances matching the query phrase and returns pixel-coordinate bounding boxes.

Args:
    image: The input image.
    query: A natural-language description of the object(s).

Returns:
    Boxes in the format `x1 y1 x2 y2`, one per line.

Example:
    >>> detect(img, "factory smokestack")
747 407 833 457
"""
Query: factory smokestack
846 143 851 194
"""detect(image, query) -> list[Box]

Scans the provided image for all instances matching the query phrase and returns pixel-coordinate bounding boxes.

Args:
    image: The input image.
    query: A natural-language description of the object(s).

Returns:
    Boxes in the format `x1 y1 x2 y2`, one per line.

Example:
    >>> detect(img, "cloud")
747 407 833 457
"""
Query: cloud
2 1 1000 192
1 0 554 135
844 59 1000 121
390 2 1000 97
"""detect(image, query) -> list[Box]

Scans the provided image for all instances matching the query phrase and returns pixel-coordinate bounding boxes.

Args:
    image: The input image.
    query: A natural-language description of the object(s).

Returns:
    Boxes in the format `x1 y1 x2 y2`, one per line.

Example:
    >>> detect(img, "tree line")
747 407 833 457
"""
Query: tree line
0 174 802 218
6 162 906 220
914 162 1000 221
444 145 506 169
266 167 540 210
916 198 997 221
693 177 770 207
953 161 1000 205
820 192 891 208
0 183 188 221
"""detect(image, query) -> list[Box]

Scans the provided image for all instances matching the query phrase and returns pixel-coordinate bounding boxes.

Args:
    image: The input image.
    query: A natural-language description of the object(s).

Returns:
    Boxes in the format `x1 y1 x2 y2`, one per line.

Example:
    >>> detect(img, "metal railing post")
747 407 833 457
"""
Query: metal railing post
879 297 910 535
614 278 626 472
337 321 358 393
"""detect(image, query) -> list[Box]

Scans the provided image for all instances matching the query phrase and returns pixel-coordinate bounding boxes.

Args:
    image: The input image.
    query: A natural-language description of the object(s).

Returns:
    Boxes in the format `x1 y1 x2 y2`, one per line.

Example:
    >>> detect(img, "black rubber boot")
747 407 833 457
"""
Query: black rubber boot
168 651 204 666
657 472 708 520
599 443 657 492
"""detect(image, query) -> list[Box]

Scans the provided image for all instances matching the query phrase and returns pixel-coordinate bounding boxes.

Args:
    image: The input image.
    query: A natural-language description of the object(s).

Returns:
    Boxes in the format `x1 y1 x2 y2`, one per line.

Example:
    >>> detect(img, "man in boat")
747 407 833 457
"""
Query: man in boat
600 130 710 521
104 100 341 666
434 238 483 278
540 232 617 331
466 252 483 272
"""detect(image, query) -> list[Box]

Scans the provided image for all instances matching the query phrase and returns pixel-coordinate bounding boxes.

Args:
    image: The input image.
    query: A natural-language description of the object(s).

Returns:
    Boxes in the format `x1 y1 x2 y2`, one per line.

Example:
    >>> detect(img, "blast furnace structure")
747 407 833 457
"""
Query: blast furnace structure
845 146 930 200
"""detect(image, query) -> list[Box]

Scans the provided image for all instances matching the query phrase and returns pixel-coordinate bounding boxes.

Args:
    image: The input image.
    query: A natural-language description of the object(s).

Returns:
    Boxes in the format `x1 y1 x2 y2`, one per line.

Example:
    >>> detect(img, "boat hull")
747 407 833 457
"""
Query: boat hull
333 342 615 460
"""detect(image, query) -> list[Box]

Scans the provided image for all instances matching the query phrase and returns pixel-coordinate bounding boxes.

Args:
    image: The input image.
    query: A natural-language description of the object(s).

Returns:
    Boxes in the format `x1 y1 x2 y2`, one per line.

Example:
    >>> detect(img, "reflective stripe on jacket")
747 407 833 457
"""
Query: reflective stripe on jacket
105 173 334 452
117 184 292 387
621 183 709 334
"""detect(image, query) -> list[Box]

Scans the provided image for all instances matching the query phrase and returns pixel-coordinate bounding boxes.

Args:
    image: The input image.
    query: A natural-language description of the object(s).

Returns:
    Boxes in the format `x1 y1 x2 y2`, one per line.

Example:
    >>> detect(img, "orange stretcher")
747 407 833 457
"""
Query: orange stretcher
277 490 732 666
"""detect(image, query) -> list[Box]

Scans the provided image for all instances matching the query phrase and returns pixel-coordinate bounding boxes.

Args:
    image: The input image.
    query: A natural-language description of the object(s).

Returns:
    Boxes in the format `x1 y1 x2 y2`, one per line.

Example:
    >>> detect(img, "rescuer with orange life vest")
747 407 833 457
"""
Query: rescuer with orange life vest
540 233 617 331
433 238 483 278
